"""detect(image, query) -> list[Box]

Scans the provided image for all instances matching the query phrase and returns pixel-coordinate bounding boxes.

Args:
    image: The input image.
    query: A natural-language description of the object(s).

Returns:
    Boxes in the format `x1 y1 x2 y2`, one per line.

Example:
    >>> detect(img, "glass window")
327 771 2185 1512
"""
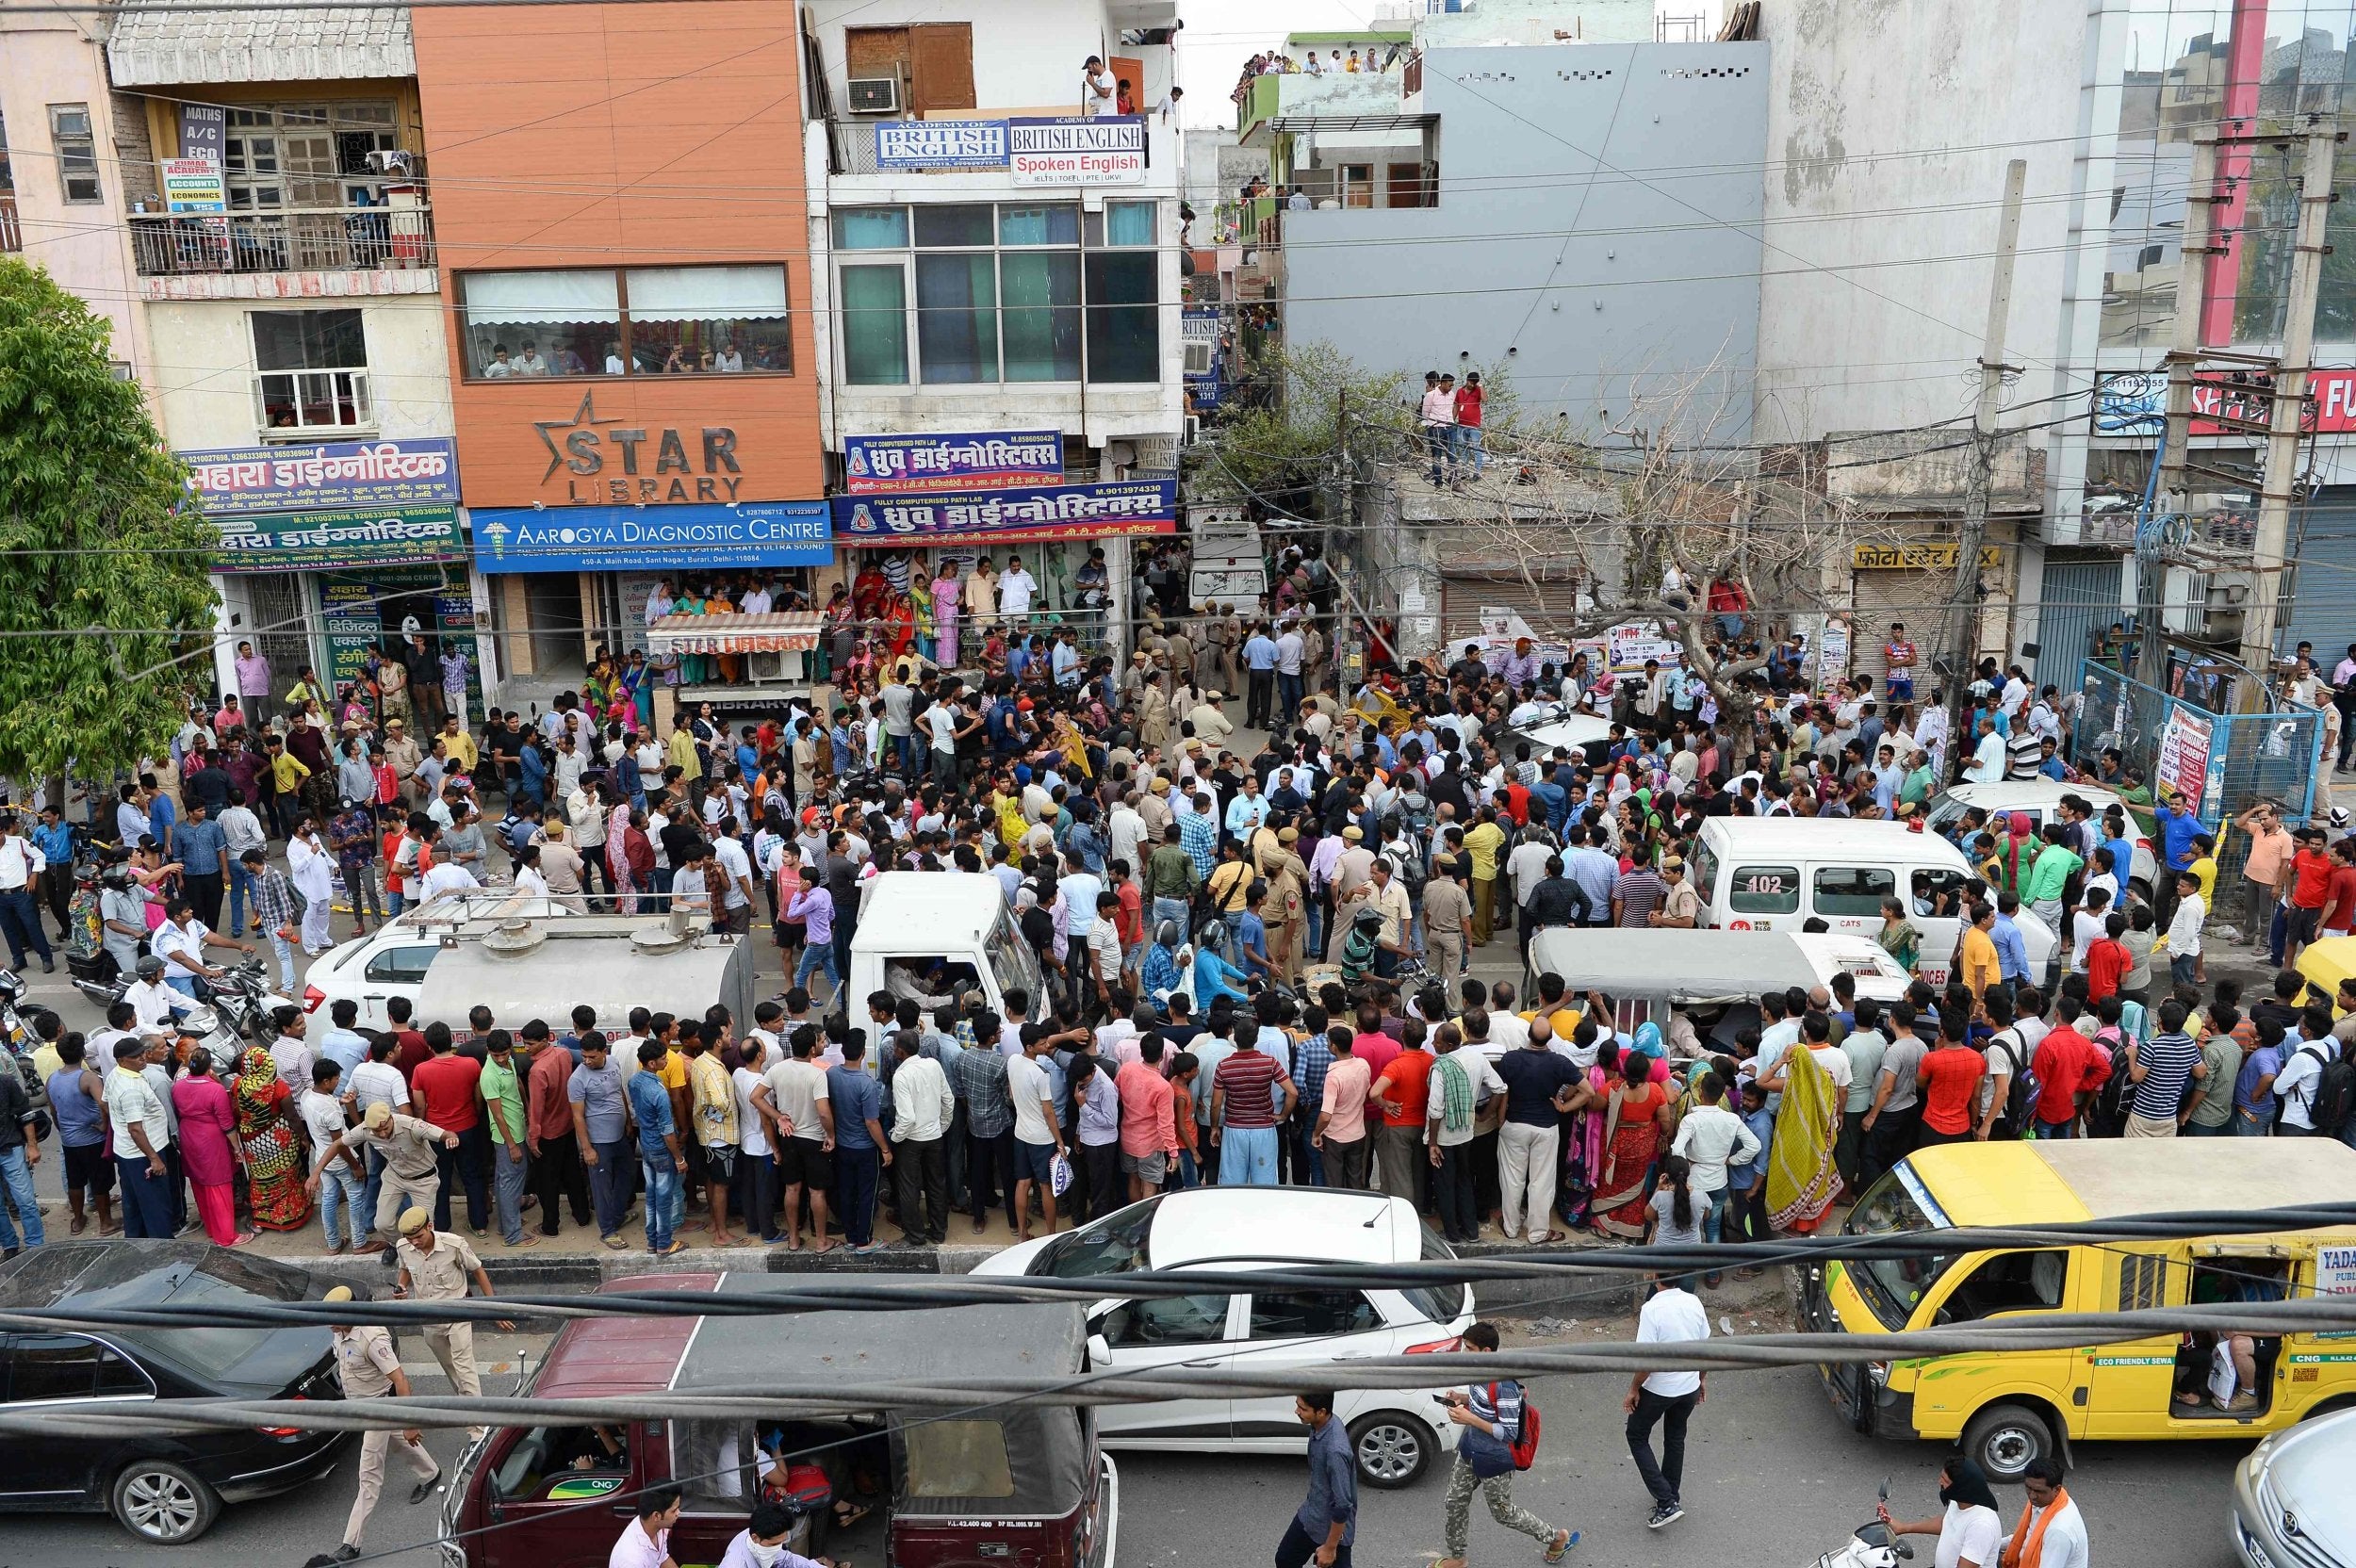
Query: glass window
1690 841 1720 912
1932 1251 2070 1326
363 945 437 985
1098 1293 1229 1347
1085 253 1157 384
1104 201 1155 247
999 204 1078 245
1813 866 1895 917
1248 1290 1383 1339
1726 865 1800 916
1031 1197 1159 1277
624 265 792 374
914 204 993 247
841 263 910 385
1399 1222 1466 1326
1001 252 1081 381
903 1419 1015 1498
461 270 620 378
917 253 998 383
1911 868 1967 921
251 308 369 432
48 105 99 204
7 1333 141 1401
670 1419 752 1508
1845 1171 1952 1331
832 206 908 249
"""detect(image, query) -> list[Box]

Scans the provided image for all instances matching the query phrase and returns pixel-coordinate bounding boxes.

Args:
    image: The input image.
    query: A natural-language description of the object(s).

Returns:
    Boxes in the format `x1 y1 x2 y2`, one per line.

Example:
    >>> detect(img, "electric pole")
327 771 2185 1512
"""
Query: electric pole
2236 123 2340 700
2138 129 2220 694
1946 158 2025 738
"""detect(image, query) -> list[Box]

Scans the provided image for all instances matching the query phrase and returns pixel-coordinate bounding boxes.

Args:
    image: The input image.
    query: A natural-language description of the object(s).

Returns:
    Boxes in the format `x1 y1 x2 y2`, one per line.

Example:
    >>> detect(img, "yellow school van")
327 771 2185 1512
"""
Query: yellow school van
1800 1139 2356 1480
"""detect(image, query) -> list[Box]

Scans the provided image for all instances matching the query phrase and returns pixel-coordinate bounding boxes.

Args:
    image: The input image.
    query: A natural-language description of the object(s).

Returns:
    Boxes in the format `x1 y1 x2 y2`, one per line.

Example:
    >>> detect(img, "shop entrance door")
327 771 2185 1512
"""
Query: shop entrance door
525 574 586 692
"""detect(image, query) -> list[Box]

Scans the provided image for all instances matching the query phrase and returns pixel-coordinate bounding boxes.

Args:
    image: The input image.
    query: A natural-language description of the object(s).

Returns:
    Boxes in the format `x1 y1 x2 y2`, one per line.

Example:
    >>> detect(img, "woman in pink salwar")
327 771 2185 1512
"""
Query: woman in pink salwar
933 564 962 667
171 1050 250 1245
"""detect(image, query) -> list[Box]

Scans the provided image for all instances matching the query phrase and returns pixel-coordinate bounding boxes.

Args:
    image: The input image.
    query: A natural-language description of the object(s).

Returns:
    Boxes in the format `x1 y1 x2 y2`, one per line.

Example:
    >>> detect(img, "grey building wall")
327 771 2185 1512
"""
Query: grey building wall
1283 41 1767 439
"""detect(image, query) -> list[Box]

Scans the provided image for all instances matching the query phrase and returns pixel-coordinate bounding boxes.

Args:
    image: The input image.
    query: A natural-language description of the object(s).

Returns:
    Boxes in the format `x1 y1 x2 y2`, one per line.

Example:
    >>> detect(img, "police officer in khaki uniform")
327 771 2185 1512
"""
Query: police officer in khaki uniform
394 1207 512 1443
308 1101 455 1249
325 1283 438 1562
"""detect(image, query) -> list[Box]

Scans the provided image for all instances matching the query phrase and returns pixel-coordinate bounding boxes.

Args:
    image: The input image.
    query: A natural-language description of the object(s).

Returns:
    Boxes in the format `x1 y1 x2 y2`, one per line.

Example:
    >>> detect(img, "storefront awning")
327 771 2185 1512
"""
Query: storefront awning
646 612 822 655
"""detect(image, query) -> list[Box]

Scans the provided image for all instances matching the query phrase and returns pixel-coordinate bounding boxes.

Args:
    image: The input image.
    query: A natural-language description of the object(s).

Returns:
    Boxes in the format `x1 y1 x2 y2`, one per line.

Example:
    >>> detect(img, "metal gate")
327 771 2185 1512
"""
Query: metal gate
2281 490 2356 661
244 574 314 695
2033 556 2126 691
1850 568 1957 693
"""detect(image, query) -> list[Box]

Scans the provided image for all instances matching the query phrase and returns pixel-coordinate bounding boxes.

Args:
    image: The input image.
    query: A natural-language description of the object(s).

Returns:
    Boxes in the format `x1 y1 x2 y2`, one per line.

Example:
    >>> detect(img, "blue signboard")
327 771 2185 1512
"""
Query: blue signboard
469 500 832 574
875 120 1009 170
843 429 1063 493
832 482 1176 546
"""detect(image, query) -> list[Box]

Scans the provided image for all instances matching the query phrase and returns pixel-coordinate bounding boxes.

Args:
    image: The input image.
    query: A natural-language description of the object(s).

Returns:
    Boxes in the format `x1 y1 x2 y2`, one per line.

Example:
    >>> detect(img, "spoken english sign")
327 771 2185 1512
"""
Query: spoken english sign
1009 116 1145 186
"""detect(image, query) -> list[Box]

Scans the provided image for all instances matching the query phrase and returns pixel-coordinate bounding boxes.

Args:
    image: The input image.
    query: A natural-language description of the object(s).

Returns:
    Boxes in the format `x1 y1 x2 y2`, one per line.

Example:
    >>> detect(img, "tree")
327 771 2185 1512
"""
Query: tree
0 258 218 792
1188 342 1414 513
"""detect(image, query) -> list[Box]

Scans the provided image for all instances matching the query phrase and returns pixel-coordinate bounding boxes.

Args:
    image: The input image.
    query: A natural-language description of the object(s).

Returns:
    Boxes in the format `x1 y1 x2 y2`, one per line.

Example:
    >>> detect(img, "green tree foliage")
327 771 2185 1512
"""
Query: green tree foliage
0 257 217 785
1189 342 1415 511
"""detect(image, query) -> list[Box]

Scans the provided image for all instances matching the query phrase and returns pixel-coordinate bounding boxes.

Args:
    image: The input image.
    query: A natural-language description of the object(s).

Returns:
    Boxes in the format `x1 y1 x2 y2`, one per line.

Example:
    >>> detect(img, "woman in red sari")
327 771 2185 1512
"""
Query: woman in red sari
233 1042 311 1232
1591 1043 1677 1240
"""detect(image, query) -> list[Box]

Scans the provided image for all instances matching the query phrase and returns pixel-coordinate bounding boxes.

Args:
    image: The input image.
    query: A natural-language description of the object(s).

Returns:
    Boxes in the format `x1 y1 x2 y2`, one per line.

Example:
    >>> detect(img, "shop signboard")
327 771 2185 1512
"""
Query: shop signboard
2094 366 2356 436
843 430 1063 494
2156 703 2216 816
875 120 1008 171
1008 117 1145 187
182 438 460 515
211 504 465 572
831 481 1176 546
160 156 225 213
469 499 832 574
318 570 483 720
319 581 384 694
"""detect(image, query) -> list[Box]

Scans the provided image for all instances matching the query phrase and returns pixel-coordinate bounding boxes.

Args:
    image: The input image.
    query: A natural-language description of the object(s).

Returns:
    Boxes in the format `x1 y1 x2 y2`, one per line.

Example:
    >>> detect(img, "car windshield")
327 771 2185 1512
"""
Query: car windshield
119 1252 310 1380
1922 790 1974 839
1842 1168 1955 1331
1399 1222 1466 1326
1028 1198 1161 1278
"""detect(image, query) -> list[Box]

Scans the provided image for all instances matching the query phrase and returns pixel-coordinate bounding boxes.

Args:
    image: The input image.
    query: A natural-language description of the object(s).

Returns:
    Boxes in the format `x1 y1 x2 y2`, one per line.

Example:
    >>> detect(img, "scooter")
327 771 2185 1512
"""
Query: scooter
1813 1483 1914 1568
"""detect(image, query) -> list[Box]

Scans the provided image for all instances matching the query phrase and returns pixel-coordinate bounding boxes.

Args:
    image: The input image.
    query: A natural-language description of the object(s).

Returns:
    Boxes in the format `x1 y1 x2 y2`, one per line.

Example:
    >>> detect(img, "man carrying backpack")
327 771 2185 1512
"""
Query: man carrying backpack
1437 1321 1577 1568
2274 1005 2356 1138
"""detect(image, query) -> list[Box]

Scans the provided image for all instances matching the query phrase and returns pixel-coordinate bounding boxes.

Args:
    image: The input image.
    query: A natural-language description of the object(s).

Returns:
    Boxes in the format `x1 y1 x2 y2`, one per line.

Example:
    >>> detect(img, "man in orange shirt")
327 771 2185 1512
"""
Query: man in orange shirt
1959 902 2003 1000
1913 1011 1984 1150
1114 1036 1179 1202
1369 1022 1434 1208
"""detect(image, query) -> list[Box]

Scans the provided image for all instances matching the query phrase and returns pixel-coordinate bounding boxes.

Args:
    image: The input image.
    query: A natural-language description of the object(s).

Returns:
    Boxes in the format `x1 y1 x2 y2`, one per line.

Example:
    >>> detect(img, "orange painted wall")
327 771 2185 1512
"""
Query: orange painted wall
412 1 821 509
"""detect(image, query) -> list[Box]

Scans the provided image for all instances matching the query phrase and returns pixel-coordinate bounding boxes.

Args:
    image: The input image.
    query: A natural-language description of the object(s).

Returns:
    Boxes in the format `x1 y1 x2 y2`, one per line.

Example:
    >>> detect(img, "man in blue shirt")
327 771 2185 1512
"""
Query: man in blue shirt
1281 1390 1357 1568
1243 626 1281 731
172 798 227 930
2152 790 2203 874
1991 893 2033 988
319 997 372 1079
626 1037 685 1255
29 805 74 942
826 1034 888 1252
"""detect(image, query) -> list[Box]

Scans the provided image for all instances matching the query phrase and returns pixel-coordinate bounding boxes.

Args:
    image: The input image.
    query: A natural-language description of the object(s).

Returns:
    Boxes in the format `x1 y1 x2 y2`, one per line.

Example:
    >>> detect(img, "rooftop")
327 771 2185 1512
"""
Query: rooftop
109 0 415 85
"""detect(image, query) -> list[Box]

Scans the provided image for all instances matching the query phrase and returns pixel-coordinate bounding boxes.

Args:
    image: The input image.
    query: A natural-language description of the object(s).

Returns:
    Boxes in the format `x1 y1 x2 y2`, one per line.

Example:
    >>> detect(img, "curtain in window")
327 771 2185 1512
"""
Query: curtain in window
833 208 909 249
623 266 787 315
999 204 1079 246
1104 202 1155 247
463 270 620 324
1084 253 1156 384
841 265 909 385
917 253 998 384
1000 253 1081 382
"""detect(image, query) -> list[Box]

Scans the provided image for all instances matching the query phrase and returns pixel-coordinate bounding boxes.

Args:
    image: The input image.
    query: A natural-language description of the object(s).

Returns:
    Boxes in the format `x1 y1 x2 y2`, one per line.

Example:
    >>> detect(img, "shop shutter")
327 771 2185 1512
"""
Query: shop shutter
2033 555 2126 690
1438 571 1587 653
2282 491 2356 662
1850 568 1955 690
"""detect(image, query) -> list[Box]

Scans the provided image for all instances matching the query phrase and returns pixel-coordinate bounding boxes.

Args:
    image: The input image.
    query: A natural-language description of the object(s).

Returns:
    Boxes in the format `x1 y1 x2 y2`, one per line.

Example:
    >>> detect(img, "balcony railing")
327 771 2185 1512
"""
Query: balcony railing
0 195 19 253
130 204 434 276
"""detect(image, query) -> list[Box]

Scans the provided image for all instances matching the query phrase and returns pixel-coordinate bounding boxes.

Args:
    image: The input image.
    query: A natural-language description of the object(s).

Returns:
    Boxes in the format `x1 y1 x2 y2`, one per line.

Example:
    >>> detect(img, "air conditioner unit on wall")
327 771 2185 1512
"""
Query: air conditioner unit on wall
847 76 901 113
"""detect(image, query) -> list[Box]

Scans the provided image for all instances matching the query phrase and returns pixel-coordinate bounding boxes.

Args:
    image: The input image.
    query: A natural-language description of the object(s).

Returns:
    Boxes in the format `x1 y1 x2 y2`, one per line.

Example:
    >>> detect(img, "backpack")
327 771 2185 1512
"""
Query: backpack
2294 1042 2356 1135
1988 1028 2040 1138
1399 789 1436 837
1488 1381 1541 1470
2086 1026 2133 1137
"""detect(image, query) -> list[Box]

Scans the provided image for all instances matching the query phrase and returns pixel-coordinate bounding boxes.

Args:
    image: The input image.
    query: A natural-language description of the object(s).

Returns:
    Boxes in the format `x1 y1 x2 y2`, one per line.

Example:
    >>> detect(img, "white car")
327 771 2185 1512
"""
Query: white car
2235 1406 2356 1567
976 1187 1474 1487
299 892 571 1028
1922 781 2159 896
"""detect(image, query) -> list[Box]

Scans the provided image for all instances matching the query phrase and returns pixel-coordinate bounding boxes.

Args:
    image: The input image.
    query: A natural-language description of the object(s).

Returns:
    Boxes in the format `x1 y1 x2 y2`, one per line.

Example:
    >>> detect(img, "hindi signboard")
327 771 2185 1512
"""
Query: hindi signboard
831 481 1176 545
843 430 1064 494
2156 704 2217 816
181 438 460 515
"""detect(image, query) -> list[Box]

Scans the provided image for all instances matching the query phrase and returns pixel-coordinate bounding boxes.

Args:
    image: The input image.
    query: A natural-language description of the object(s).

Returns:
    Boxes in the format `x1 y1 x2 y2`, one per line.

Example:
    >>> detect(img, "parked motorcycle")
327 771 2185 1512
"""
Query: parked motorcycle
74 956 286 1062
0 969 46 1115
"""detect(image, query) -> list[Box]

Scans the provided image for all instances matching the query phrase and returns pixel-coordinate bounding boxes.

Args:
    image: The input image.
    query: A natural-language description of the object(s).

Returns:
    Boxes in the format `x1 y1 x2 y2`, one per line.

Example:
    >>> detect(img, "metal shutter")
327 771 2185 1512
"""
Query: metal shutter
2033 555 2127 690
1438 571 1588 650
1850 568 1955 689
2282 490 2356 661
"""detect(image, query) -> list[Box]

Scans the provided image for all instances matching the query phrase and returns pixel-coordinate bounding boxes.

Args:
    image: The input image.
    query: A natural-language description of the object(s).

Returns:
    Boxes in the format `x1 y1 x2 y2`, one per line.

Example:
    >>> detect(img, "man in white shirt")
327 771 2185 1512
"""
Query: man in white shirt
1964 714 2008 785
1665 1072 1759 1283
2010 1457 2089 1568
712 827 756 935
1626 1275 1710 1528
1081 56 1116 116
419 857 482 903
122 957 189 1032
105 1037 174 1237
999 556 1039 620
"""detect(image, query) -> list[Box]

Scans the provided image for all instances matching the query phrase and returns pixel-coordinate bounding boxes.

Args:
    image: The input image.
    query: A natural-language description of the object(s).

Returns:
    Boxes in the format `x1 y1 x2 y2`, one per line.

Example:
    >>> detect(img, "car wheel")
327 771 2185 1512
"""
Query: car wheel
1960 1403 2052 1482
110 1459 219 1544
1349 1413 1433 1488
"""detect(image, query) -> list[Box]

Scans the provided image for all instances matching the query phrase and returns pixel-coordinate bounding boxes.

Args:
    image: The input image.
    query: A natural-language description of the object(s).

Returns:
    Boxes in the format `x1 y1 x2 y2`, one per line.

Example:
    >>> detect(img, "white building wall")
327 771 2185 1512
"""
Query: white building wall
802 0 1171 116
0 23 158 388
143 294 453 449
1752 0 2091 444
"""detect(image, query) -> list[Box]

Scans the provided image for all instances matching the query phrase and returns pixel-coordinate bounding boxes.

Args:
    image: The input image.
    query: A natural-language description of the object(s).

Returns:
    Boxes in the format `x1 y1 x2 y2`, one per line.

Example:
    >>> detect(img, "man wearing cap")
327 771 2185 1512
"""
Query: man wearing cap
381 718 423 807
311 1102 456 1249
1652 857 1701 929
395 1207 511 1443
324 1283 439 1561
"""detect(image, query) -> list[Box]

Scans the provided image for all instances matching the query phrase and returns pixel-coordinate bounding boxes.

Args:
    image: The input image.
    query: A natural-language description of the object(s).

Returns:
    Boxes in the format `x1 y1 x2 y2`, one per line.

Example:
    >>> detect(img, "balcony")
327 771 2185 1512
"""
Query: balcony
1235 68 1421 140
129 204 437 301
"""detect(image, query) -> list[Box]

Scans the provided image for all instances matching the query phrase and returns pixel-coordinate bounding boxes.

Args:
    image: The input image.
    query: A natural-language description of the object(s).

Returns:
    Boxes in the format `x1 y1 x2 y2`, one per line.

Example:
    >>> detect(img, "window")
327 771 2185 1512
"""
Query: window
669 1419 752 1507
903 1419 1015 1498
1099 1293 1229 1347
1032 1197 1159 1278
363 944 437 985
1911 867 1967 921
48 105 99 204
1813 866 1895 918
833 203 1156 386
1399 1223 1468 1326
251 308 370 433
1690 841 1720 912
457 267 793 379
1933 1250 2070 1325
1726 865 1800 916
7 1334 150 1401
1248 1290 1383 1339
223 102 398 213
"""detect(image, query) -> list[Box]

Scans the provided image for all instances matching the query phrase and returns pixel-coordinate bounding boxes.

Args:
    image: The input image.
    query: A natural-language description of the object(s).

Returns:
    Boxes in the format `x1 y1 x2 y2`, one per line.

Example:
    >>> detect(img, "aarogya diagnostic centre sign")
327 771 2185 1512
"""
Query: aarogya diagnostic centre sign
470 500 832 574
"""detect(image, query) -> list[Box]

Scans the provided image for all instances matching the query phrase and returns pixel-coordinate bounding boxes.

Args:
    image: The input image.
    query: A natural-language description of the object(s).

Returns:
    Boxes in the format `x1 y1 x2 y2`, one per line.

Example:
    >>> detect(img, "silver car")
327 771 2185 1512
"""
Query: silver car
2235 1408 2356 1567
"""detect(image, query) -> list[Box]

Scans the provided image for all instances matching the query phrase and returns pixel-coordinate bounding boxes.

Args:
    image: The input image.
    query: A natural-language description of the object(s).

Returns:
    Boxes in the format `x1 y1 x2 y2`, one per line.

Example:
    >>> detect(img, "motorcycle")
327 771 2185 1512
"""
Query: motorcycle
1814 1483 1913 1568
74 957 287 1063
0 970 46 1115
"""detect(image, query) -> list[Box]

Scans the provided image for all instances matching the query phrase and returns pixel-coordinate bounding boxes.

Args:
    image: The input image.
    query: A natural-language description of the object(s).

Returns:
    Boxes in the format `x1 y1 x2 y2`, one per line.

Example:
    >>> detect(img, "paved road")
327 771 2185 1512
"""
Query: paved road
2 1329 2252 1568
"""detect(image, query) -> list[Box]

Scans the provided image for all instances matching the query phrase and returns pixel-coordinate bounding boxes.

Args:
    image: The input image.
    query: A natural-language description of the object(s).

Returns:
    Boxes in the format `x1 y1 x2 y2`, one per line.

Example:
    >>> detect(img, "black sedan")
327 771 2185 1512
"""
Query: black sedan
0 1240 346 1544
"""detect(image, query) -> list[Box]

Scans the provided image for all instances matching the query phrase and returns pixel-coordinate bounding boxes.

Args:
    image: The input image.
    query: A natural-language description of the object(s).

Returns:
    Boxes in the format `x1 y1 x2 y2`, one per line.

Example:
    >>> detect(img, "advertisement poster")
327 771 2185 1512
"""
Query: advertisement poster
843 430 1063 494
160 157 226 213
875 120 1008 170
319 581 385 694
831 481 1176 545
182 438 459 515
2156 704 2216 815
1008 117 1146 186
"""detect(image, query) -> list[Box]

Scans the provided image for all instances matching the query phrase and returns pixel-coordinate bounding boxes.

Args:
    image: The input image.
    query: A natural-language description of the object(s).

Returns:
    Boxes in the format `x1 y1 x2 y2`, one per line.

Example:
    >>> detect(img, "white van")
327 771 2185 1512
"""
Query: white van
844 871 1045 1030
1689 818 2057 988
